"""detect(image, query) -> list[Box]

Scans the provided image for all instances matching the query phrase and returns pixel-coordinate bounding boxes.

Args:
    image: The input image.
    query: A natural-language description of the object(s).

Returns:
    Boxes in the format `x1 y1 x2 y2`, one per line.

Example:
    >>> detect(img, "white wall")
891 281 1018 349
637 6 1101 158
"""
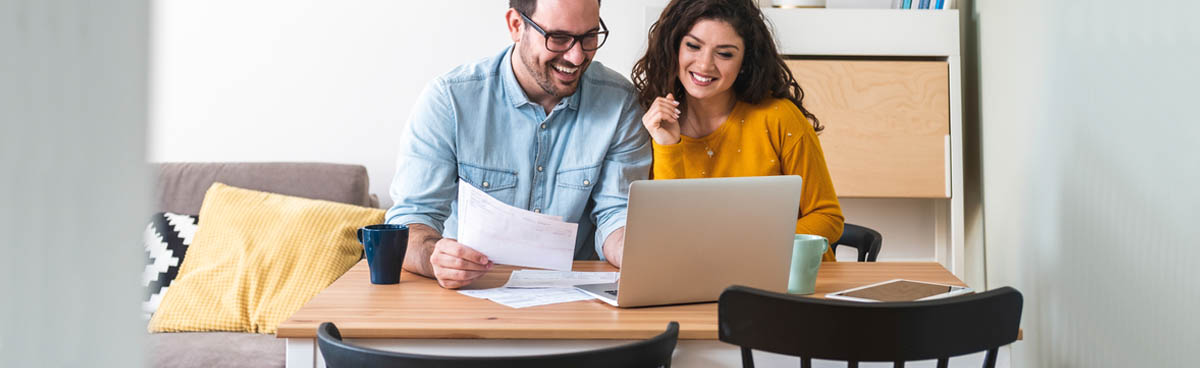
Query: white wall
976 0 1200 365
1 0 150 366
148 0 674 209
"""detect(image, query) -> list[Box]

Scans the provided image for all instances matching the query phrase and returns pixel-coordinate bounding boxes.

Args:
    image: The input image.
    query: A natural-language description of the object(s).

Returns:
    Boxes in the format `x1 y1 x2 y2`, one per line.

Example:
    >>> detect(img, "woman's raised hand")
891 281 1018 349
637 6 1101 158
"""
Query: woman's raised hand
641 93 682 145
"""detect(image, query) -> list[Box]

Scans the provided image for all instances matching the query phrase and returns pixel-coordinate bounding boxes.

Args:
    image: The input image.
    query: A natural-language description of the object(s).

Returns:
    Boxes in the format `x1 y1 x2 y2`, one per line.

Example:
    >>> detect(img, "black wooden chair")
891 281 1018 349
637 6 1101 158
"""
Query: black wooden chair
718 285 1022 368
317 321 679 368
833 223 883 262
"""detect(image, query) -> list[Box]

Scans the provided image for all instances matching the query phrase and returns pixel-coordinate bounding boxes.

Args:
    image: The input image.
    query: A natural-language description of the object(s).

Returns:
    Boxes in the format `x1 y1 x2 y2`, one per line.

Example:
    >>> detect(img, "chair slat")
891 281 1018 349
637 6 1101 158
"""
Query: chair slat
984 348 1000 368
833 223 883 262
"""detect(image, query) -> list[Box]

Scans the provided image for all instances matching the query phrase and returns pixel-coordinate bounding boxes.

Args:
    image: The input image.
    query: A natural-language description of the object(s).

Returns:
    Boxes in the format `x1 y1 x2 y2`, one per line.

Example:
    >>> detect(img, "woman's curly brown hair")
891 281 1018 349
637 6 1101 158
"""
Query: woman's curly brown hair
631 0 821 132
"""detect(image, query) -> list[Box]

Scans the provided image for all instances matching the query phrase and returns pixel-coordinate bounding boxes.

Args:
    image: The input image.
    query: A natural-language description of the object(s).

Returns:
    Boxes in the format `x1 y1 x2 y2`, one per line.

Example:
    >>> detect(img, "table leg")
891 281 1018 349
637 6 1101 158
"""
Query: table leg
285 338 316 368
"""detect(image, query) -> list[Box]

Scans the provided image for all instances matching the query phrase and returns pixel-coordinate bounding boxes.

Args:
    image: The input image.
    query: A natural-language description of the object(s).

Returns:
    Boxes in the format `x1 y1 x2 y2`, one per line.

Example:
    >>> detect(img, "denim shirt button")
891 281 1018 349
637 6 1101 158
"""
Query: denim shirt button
541 123 547 130
537 166 543 172
583 179 590 186
482 181 490 188
534 208 541 213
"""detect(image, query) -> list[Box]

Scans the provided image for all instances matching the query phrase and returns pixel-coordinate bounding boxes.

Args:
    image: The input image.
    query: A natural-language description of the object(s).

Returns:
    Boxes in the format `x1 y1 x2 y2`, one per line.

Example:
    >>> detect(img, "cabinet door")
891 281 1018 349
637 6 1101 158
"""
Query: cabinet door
787 59 950 198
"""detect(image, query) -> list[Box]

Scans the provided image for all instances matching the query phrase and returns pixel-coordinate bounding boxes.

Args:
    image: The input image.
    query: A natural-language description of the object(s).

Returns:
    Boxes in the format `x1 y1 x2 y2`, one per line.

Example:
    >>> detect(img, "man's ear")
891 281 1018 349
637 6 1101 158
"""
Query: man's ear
505 8 523 43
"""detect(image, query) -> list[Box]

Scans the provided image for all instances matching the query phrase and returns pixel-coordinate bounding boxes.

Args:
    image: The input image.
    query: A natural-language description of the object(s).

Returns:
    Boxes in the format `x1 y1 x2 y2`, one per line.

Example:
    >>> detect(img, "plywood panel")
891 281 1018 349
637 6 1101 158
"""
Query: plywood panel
787 59 950 198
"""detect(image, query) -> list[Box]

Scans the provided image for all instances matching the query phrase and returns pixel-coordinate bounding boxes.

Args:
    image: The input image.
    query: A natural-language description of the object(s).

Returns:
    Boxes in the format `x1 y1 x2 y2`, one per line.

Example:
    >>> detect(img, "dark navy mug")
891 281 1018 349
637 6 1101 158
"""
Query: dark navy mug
357 224 409 284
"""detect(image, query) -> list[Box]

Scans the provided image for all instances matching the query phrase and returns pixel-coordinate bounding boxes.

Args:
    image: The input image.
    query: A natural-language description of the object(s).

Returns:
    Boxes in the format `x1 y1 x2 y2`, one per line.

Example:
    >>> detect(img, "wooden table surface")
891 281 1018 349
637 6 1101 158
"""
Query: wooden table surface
276 261 965 340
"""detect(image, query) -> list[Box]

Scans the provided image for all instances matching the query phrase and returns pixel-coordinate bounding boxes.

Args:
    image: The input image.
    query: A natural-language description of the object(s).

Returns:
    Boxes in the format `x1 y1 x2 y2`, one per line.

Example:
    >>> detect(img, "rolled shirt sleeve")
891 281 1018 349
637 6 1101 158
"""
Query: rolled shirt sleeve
590 93 652 259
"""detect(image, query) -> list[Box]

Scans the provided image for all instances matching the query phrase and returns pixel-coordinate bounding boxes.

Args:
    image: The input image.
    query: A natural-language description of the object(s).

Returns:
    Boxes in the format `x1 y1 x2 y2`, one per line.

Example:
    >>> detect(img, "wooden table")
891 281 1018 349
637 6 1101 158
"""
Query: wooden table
278 261 967 367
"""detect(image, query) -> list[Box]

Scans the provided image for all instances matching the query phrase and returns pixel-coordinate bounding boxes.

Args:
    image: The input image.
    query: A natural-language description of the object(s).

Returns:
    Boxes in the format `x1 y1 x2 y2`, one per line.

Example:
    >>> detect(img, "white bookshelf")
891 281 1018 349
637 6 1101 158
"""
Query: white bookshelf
765 9 965 276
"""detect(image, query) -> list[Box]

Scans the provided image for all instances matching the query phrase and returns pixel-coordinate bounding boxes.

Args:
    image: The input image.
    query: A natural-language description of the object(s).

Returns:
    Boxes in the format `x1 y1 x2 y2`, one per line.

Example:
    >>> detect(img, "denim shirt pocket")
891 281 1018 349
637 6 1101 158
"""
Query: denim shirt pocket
555 165 601 190
553 165 600 214
459 163 519 204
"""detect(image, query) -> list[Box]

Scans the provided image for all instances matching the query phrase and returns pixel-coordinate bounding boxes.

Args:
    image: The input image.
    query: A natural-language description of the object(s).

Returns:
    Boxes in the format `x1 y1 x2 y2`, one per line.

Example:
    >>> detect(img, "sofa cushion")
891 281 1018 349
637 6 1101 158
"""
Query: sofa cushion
148 332 284 368
143 212 199 319
155 162 376 214
148 183 383 334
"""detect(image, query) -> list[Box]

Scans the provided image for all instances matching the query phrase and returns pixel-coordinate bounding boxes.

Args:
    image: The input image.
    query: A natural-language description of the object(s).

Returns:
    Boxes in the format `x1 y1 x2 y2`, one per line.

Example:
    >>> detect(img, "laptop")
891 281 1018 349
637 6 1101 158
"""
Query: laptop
576 176 803 307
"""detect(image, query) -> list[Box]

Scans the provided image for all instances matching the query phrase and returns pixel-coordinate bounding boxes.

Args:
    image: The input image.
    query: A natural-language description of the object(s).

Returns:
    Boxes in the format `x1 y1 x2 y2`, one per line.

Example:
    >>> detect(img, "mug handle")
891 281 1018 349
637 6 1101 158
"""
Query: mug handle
357 228 364 243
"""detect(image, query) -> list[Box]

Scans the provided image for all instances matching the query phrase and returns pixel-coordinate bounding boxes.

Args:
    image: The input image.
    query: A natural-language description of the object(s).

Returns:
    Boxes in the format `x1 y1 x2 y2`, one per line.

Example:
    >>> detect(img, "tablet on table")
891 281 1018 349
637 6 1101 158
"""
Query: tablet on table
826 279 973 302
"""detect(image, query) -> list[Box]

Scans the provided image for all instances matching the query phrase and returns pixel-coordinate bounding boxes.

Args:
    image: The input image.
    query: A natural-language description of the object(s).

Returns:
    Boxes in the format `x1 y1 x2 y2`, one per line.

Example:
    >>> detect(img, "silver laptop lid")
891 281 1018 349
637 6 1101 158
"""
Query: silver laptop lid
616 176 803 307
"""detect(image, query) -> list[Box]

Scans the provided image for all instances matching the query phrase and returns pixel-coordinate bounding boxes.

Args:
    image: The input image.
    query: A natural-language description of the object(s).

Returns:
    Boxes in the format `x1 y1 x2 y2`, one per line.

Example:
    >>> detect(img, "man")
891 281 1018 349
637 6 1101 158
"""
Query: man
386 0 650 289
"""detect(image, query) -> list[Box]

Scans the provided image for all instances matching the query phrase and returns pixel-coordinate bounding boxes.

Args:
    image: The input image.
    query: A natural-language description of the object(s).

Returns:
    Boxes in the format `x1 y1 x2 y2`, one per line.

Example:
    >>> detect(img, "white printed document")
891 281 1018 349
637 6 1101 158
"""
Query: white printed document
456 270 617 308
457 181 578 271
503 270 619 289
458 287 595 309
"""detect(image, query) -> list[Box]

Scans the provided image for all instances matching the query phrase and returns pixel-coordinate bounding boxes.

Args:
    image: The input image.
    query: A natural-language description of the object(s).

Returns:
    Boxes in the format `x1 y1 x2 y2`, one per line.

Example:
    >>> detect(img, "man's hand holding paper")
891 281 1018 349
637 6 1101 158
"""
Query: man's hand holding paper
429 236 493 289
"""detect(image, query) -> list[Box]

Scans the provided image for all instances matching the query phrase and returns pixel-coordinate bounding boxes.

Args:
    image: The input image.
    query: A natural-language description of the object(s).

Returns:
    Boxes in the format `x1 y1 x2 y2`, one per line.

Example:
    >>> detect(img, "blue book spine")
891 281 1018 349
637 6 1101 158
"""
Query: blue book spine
935 0 944 9
919 0 930 9
902 0 911 9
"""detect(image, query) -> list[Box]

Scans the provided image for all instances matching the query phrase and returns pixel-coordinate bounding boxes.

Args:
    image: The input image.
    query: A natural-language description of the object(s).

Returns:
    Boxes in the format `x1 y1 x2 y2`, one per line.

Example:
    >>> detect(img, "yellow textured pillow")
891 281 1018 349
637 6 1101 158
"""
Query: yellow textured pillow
148 182 383 334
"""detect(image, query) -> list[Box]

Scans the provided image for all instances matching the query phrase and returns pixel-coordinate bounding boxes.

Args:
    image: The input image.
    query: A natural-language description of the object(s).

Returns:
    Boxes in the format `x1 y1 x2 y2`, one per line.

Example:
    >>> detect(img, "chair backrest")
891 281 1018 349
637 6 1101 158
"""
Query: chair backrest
317 321 679 368
718 285 1022 368
833 223 883 262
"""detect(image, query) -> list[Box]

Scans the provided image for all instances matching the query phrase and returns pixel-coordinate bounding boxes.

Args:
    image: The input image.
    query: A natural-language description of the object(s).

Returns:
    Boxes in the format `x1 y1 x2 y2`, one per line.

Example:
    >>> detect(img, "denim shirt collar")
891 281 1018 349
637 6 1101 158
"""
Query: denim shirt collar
502 45 581 111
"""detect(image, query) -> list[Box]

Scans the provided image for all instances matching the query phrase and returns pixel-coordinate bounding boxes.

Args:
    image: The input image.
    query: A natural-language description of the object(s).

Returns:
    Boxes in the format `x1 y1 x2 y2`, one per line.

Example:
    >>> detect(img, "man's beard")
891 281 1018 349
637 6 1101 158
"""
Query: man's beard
519 42 588 98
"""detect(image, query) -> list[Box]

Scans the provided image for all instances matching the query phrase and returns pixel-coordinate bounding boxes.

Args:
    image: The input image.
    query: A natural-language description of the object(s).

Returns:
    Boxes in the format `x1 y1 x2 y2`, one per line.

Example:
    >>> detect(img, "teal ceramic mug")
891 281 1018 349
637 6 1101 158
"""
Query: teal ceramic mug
788 234 828 294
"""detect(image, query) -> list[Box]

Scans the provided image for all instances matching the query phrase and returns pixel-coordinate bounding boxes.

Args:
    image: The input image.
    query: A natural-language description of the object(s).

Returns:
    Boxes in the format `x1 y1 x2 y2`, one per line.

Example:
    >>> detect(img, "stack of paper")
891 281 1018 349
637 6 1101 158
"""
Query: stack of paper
458 270 619 308
457 182 578 271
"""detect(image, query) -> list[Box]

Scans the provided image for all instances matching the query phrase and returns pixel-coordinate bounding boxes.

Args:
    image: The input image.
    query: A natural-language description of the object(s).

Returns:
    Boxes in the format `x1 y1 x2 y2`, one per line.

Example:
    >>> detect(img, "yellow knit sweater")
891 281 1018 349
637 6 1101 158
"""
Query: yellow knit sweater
652 98 844 261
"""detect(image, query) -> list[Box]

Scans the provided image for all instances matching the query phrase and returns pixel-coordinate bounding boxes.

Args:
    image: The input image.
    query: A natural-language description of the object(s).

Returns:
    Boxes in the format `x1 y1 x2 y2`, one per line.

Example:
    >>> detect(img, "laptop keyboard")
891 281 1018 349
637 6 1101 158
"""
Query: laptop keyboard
605 290 618 297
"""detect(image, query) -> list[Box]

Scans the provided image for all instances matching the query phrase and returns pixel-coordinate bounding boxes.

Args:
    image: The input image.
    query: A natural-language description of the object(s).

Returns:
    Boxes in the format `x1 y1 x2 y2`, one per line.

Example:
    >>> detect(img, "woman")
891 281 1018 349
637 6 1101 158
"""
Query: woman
632 0 844 260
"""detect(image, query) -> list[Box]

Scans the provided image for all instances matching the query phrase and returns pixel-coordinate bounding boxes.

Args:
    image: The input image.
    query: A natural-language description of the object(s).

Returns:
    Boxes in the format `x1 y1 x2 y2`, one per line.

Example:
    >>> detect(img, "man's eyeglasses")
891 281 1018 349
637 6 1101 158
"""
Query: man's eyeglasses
518 11 609 53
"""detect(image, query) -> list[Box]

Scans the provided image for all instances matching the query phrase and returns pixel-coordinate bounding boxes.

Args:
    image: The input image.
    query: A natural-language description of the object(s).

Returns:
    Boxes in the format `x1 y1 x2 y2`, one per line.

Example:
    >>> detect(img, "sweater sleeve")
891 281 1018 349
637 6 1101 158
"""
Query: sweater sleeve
651 140 689 179
777 104 844 261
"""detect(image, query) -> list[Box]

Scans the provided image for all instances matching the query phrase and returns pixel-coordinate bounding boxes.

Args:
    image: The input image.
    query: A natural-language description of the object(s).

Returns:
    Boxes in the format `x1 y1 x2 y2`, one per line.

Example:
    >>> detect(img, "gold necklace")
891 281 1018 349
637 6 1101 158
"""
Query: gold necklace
680 114 717 158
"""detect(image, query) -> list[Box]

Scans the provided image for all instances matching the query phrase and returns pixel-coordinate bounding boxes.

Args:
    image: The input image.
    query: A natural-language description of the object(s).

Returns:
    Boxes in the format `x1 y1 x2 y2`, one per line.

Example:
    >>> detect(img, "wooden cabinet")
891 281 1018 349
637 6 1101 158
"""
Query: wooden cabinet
787 59 950 198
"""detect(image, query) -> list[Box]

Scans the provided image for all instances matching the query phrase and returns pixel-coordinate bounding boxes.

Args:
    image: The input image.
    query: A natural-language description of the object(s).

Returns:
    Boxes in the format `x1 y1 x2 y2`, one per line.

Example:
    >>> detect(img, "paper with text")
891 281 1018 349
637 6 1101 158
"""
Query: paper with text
458 287 596 308
503 270 619 288
457 181 578 271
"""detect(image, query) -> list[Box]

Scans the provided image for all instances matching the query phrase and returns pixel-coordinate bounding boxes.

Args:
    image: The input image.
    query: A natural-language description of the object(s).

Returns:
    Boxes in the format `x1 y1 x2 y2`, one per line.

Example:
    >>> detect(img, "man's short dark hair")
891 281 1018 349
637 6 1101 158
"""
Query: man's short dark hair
510 0 601 17
510 0 537 16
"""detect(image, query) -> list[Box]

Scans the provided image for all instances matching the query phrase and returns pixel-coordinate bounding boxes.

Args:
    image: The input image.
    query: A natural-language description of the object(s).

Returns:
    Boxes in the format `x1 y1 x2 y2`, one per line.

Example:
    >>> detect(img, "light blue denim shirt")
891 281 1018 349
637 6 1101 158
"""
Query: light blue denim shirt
386 46 651 260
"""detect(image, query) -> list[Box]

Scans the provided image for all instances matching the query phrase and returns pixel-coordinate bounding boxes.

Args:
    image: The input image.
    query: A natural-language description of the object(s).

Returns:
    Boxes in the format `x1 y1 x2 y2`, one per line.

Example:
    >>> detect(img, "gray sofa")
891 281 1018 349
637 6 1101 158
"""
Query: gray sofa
149 162 378 368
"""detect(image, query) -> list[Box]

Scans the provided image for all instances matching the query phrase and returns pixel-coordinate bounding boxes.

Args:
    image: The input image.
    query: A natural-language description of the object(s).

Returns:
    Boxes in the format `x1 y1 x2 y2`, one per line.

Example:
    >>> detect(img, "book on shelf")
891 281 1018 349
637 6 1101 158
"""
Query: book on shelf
902 0 953 9
820 0 955 9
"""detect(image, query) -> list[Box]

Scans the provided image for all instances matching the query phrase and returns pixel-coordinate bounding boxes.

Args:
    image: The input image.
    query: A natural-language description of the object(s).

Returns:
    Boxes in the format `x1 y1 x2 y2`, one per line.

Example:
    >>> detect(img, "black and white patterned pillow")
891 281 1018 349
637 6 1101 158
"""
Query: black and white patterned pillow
143 212 198 319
